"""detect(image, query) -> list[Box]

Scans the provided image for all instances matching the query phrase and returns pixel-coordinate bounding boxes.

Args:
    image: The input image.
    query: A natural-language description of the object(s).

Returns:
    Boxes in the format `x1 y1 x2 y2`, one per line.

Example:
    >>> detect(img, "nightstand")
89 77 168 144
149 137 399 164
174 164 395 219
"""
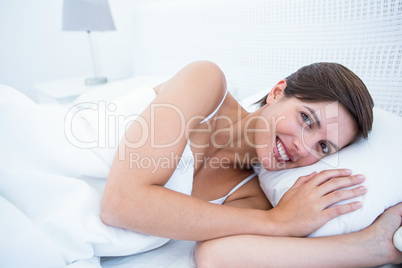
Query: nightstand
33 76 106 104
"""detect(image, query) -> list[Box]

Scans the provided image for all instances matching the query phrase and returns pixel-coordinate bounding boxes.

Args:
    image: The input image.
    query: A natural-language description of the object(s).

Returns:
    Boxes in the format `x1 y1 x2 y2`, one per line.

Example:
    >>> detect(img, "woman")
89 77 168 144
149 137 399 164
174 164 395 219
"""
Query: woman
101 61 401 265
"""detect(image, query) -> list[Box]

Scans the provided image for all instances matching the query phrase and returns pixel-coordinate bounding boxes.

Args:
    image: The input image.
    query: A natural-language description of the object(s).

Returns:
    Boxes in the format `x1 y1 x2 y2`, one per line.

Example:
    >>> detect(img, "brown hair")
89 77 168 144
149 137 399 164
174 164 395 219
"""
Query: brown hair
255 62 374 143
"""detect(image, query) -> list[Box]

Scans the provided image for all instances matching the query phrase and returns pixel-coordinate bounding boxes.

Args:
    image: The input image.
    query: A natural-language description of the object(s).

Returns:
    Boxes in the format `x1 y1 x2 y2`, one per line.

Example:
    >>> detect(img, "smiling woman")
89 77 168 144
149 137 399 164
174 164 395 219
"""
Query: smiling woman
238 62 373 172
100 60 401 267
0 59 399 266
254 62 374 141
252 83 358 171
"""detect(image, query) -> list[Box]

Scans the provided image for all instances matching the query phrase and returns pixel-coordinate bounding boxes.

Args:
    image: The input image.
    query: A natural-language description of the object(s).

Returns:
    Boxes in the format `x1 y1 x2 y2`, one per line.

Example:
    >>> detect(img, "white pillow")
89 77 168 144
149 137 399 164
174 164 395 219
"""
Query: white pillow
258 108 402 238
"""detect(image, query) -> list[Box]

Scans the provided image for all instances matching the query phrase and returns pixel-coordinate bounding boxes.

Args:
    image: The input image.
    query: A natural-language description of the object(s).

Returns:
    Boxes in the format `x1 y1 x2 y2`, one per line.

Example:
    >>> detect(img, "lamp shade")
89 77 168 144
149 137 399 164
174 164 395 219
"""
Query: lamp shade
62 0 116 31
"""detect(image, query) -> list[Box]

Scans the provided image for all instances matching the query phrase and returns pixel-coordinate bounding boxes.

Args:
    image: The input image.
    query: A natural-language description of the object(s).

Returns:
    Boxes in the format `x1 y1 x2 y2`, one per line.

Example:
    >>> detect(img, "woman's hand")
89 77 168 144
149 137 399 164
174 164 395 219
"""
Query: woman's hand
269 169 366 237
363 202 402 265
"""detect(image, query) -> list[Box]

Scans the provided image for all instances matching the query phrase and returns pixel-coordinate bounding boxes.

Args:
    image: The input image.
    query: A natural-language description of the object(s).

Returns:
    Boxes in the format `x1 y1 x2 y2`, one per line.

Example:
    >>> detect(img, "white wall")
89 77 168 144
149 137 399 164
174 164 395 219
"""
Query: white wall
1 0 401 115
0 0 134 100
130 0 402 115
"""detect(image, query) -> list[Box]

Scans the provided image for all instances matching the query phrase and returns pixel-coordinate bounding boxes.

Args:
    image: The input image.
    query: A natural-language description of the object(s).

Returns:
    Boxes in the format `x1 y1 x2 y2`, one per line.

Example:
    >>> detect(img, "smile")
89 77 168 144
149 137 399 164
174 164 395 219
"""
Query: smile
275 137 291 162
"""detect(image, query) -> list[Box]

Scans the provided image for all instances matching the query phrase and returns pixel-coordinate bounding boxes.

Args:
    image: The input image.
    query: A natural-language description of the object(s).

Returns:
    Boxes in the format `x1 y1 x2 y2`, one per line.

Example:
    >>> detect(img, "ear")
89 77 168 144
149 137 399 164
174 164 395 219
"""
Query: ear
265 80 287 104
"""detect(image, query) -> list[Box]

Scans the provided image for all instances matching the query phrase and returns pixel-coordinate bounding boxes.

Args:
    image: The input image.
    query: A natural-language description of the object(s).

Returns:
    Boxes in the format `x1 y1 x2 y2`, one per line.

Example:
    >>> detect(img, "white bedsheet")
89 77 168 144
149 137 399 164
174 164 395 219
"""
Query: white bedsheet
101 240 197 268
0 83 197 267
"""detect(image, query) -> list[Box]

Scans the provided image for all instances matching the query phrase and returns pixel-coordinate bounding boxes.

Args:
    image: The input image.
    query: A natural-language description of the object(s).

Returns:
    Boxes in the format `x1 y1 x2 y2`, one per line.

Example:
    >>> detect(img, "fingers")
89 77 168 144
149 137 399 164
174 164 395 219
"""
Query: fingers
317 171 366 219
309 169 353 186
315 171 366 211
305 169 366 199
318 174 366 196
293 171 317 187
323 201 363 219
274 168 369 236
301 169 367 219
321 185 366 209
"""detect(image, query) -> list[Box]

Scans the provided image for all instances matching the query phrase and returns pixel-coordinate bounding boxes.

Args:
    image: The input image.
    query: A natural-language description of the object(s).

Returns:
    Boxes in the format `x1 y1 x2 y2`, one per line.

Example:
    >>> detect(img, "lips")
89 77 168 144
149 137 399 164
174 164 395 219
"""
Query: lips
275 137 292 162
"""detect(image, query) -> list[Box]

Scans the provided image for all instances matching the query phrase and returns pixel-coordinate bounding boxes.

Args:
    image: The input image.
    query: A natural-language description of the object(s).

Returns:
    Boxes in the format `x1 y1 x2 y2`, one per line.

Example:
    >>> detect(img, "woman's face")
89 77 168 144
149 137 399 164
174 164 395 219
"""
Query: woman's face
253 81 357 171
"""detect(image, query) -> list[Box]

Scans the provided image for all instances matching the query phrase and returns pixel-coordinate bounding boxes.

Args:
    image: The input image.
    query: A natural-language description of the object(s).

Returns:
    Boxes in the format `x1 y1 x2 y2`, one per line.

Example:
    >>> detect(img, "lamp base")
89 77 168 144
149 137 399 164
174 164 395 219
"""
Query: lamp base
85 76 108 86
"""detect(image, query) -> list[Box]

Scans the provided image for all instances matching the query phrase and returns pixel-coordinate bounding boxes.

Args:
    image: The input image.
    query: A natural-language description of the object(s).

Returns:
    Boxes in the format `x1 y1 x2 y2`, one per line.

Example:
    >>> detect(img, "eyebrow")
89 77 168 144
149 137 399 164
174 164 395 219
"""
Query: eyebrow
304 106 321 128
304 105 339 152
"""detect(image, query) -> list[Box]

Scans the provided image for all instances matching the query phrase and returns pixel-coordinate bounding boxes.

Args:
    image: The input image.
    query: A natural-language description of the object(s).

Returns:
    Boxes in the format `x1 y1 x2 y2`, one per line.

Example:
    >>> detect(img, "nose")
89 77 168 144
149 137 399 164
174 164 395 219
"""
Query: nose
292 136 310 159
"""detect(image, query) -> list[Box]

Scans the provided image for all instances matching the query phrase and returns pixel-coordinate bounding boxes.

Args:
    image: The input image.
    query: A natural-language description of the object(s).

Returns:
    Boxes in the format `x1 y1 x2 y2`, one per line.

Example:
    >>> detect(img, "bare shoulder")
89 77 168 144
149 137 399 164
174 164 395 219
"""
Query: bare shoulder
153 61 227 123
155 61 225 92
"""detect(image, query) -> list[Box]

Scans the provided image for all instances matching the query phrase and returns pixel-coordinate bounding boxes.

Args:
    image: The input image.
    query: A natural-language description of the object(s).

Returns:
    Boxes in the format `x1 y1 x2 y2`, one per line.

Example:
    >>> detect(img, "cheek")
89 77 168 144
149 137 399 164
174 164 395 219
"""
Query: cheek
253 119 275 148
297 154 322 168
255 142 273 163
275 114 302 137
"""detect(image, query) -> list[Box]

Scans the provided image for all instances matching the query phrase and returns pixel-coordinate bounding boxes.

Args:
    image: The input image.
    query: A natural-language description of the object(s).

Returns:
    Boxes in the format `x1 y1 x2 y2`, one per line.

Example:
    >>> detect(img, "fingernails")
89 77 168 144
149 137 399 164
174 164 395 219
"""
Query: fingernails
344 169 352 174
358 186 366 192
356 174 365 181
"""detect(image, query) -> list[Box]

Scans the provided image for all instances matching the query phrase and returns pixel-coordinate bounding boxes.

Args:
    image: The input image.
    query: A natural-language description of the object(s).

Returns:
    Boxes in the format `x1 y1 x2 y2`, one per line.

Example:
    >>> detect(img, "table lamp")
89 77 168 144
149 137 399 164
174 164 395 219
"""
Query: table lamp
62 0 116 86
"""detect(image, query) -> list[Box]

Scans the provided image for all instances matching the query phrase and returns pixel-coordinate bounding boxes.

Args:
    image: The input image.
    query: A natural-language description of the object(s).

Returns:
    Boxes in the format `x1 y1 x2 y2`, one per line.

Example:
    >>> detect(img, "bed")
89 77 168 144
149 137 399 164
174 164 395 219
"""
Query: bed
1 74 402 267
1 0 402 267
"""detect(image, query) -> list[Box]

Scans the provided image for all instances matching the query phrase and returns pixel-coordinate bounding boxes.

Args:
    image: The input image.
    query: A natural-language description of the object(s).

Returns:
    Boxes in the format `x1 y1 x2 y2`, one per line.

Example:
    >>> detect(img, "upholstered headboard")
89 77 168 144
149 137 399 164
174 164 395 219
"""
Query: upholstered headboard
131 0 402 116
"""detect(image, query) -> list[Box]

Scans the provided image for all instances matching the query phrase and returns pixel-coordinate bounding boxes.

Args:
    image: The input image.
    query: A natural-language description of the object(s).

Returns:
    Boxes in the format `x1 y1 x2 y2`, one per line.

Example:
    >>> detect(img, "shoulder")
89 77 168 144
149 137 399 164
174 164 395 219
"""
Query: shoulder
155 61 226 111
156 61 226 91
174 60 226 86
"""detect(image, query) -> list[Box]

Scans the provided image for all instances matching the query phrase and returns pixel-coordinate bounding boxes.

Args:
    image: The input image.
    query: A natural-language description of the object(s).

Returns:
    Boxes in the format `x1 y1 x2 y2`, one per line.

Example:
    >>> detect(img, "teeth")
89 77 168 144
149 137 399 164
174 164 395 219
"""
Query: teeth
276 139 290 161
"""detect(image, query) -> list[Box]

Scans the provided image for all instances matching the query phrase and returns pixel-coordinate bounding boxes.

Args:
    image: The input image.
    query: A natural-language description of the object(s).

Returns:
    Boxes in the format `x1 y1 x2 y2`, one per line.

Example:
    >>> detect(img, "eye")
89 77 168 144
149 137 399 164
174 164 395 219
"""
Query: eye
319 142 330 154
301 112 312 128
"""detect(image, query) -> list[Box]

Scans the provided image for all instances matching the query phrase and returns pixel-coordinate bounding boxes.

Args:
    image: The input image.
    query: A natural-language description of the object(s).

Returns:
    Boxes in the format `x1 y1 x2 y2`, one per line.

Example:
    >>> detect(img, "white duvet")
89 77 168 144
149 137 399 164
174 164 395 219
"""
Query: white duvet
0 82 196 267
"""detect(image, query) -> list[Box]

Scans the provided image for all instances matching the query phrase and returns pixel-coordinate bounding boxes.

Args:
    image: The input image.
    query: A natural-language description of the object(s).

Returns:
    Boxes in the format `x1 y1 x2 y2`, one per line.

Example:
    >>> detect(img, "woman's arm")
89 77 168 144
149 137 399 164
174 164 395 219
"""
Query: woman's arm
101 61 366 241
195 203 402 268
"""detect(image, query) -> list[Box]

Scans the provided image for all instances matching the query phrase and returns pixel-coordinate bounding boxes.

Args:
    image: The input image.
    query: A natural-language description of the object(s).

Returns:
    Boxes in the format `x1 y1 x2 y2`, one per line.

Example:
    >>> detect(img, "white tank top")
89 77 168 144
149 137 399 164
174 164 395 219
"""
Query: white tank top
209 173 257 205
199 89 228 124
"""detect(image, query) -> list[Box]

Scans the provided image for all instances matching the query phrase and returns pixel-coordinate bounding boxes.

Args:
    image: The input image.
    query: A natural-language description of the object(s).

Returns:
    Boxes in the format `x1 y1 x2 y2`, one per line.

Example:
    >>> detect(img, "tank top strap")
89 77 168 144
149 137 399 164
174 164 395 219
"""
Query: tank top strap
225 173 257 197
208 173 257 205
199 89 228 124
